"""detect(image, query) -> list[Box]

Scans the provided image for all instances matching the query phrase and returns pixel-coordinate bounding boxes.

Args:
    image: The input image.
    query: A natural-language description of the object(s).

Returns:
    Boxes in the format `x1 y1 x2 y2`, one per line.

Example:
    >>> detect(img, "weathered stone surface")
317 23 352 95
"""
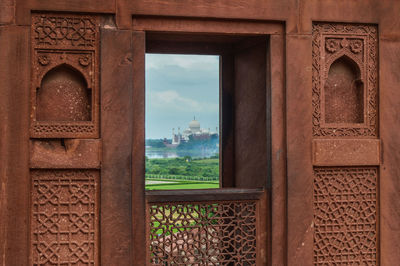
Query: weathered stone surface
0 26 30 266
313 139 380 166
30 139 101 169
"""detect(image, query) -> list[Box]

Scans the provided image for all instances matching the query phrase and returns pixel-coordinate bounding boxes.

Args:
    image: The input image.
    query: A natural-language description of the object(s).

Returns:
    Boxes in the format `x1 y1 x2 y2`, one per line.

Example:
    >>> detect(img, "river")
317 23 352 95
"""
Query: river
145 147 218 159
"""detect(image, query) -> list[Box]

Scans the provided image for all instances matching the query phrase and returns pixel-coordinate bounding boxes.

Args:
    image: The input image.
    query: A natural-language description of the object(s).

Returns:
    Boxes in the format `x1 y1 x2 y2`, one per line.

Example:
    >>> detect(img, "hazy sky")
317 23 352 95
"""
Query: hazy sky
145 54 219 139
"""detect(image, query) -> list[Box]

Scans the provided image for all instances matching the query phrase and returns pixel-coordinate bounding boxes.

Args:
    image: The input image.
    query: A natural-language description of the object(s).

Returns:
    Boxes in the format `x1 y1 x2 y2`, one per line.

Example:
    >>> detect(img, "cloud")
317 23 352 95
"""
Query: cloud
146 54 219 71
145 54 219 138
149 90 218 113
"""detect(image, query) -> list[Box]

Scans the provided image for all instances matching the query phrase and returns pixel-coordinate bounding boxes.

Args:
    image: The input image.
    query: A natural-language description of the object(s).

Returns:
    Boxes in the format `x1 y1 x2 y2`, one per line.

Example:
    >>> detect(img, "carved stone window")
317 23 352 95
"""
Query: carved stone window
144 32 270 188
141 31 271 264
312 23 378 137
30 13 99 138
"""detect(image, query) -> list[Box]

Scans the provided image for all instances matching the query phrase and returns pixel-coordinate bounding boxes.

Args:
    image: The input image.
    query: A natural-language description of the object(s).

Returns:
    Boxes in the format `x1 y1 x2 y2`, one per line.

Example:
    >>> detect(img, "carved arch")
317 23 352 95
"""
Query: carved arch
325 50 364 81
323 55 364 124
36 64 92 121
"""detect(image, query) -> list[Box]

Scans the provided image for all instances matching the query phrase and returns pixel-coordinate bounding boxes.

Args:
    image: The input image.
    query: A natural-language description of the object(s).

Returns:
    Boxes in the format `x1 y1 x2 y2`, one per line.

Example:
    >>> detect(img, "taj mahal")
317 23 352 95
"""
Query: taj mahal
166 117 218 147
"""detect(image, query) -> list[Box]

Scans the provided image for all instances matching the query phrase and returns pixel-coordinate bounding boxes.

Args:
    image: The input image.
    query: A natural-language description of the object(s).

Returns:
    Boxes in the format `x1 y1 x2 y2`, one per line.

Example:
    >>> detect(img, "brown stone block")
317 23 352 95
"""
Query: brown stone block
379 38 400 265
299 0 400 36
0 5 14 25
0 25 30 266
101 28 134 265
30 139 101 169
269 34 287 266
129 0 295 24
15 0 115 25
312 139 380 166
133 16 283 35
286 34 314 266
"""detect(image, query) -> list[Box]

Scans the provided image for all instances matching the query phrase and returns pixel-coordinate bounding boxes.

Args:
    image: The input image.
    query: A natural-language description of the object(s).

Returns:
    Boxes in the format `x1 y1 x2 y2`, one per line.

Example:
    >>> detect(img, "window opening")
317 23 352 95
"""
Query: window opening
145 54 220 190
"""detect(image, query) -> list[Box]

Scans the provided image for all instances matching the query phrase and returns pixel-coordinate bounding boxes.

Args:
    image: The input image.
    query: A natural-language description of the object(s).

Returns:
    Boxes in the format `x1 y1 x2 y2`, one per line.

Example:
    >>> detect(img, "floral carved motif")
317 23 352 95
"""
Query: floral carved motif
79 55 91 67
31 170 98 265
38 55 50 66
313 167 377 265
312 23 378 137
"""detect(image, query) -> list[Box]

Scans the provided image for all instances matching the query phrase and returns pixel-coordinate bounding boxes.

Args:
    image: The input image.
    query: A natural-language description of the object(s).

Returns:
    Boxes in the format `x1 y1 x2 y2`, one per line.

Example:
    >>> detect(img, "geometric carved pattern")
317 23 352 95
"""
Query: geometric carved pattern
312 23 378 137
31 13 99 138
314 168 377 265
32 124 95 135
31 170 98 265
33 15 97 48
149 201 257 265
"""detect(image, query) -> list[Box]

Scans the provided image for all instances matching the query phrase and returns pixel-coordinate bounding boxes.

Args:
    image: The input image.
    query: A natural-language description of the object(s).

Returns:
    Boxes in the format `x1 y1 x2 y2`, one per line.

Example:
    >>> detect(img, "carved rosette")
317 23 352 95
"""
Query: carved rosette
30 13 99 138
312 23 378 137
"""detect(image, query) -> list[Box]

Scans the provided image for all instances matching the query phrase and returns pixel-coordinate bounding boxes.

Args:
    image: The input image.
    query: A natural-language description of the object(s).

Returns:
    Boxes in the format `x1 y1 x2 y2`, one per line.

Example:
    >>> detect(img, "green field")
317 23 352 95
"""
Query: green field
145 157 219 190
146 179 219 190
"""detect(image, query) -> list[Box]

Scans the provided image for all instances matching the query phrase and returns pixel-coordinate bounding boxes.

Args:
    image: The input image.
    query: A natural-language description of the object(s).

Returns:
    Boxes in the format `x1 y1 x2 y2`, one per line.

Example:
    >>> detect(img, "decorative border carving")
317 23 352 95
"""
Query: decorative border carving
30 13 99 138
313 167 377 265
312 23 378 137
33 14 97 48
31 170 99 265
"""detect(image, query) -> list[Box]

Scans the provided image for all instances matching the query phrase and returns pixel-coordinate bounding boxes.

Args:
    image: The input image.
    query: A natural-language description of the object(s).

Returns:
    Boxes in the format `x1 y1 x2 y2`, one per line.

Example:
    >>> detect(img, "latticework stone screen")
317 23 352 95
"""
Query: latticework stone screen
31 170 98 265
149 201 257 265
313 167 377 265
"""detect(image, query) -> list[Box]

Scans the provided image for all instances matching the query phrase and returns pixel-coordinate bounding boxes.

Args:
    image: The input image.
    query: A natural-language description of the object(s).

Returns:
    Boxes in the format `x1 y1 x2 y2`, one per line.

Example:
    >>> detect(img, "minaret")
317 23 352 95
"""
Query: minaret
172 128 178 145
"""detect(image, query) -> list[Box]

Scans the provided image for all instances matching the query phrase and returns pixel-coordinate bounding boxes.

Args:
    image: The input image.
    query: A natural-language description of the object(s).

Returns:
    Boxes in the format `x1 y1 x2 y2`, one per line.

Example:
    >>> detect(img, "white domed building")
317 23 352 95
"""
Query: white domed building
188 119 201 133
170 117 218 146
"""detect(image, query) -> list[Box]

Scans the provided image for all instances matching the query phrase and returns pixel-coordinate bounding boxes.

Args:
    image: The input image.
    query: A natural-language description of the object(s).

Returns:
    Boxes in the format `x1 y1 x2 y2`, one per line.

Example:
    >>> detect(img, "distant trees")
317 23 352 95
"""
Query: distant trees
145 139 167 148
177 134 219 150
146 157 219 179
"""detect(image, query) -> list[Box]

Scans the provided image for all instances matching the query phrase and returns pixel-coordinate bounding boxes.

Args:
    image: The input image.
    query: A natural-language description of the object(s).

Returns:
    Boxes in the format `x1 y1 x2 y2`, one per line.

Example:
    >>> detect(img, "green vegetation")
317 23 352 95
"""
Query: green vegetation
150 204 218 235
146 180 219 190
145 157 219 190
146 157 219 179
146 157 220 236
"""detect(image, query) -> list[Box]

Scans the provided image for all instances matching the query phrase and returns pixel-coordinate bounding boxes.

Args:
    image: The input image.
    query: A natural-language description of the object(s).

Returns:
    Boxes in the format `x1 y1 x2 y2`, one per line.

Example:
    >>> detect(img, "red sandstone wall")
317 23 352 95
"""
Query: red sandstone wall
1 1 400 265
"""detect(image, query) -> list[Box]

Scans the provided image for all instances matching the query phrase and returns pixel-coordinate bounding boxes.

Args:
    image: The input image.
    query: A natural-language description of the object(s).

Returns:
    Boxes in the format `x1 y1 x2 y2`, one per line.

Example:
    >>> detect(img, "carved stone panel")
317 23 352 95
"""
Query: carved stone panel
149 201 257 265
313 167 377 265
31 14 99 138
31 170 98 265
312 23 378 137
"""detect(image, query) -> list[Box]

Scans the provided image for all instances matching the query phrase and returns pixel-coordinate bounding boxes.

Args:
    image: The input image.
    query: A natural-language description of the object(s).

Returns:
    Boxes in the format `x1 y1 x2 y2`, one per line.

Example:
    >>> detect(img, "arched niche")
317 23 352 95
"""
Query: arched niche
36 64 92 121
324 56 364 124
